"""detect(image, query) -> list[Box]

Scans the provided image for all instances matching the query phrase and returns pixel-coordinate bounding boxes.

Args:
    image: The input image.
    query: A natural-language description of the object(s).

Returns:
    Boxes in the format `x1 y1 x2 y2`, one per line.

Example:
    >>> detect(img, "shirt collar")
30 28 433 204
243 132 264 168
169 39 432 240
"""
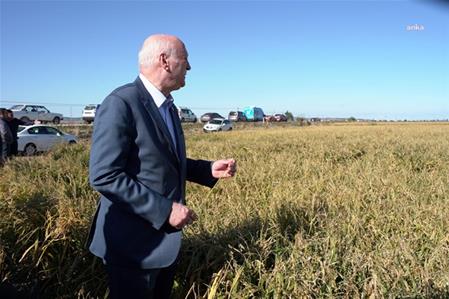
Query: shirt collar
139 73 173 108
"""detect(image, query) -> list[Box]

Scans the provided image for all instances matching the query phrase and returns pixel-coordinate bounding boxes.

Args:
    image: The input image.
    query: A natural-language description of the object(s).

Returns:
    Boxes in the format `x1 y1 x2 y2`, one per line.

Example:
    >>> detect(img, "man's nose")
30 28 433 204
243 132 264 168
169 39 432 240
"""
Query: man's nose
186 61 191 71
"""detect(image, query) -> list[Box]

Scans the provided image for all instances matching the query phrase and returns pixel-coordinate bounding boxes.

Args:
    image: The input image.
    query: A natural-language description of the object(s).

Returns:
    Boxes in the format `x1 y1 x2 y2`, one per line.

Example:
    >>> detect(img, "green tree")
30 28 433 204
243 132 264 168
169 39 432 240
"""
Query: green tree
285 111 294 121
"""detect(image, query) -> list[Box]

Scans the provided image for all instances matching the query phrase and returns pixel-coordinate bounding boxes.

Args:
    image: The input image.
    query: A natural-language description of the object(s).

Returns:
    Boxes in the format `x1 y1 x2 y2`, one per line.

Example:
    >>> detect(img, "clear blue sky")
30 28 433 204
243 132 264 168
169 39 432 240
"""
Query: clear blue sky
1 0 448 120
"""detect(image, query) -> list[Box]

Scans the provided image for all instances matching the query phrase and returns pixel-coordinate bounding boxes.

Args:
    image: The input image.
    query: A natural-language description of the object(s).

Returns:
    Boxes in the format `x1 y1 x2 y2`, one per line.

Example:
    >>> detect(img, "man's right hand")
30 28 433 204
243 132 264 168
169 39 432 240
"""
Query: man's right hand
168 202 197 229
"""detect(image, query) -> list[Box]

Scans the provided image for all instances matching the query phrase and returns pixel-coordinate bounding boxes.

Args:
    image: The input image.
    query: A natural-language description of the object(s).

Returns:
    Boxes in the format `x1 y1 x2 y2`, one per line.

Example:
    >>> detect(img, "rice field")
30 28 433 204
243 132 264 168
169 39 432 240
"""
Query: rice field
1 122 448 298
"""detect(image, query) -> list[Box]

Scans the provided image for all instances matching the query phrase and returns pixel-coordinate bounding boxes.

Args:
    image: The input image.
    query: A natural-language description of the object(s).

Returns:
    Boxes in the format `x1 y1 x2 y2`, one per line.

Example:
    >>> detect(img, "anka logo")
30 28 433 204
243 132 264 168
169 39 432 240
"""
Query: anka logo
407 24 425 31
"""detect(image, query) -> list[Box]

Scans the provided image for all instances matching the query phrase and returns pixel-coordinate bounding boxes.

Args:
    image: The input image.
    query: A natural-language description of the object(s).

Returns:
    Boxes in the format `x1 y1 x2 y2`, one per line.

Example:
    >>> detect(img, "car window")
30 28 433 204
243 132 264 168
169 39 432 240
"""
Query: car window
84 105 97 110
27 127 46 134
25 106 35 112
10 105 24 110
45 127 61 135
210 119 222 124
37 107 49 113
27 128 36 134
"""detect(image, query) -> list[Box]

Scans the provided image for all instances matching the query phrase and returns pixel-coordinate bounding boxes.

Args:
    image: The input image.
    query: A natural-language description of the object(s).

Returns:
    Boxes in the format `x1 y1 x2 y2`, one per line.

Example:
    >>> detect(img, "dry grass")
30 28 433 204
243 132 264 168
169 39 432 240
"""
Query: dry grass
1 123 448 298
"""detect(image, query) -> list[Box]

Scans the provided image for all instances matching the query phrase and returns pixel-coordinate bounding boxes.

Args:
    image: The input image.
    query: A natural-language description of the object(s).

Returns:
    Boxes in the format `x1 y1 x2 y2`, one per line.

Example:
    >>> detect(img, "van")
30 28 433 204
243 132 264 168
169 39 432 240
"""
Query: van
228 111 247 122
242 106 265 122
178 107 197 123
82 104 100 124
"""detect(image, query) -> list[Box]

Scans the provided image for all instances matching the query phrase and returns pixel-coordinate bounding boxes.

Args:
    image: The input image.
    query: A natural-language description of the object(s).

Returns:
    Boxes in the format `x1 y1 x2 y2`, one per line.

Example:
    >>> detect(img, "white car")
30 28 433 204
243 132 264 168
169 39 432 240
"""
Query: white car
82 104 100 124
178 107 197 122
203 118 233 133
10 104 64 124
17 125 78 155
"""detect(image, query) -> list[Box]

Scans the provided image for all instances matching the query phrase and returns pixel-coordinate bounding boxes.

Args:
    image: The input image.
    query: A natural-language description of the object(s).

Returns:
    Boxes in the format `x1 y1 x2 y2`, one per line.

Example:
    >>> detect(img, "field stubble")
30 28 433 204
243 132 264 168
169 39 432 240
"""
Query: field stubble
0 123 448 298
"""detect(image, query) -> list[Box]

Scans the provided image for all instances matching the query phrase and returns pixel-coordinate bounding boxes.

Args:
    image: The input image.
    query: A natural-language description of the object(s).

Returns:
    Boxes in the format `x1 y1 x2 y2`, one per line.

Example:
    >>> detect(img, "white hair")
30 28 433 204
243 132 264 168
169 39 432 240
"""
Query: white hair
138 34 179 67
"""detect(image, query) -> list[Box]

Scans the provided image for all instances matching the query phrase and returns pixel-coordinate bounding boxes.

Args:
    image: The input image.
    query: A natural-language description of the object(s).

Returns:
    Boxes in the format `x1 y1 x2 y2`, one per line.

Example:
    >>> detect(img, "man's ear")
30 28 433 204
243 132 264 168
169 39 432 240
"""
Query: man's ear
160 53 170 72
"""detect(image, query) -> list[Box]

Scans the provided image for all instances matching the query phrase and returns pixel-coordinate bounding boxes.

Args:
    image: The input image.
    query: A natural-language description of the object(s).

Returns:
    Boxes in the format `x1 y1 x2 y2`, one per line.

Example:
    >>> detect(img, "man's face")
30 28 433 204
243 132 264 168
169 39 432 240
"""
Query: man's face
167 42 191 91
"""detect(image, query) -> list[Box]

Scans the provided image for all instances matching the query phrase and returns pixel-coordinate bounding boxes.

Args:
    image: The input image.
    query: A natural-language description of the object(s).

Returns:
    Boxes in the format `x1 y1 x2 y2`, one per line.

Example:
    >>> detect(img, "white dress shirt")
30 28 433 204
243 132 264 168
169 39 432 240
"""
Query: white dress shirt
139 74 177 150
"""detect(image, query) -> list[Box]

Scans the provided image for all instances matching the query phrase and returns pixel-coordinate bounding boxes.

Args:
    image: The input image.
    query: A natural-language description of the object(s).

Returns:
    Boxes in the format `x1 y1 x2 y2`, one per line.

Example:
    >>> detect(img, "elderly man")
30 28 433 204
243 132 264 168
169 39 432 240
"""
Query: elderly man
88 34 236 298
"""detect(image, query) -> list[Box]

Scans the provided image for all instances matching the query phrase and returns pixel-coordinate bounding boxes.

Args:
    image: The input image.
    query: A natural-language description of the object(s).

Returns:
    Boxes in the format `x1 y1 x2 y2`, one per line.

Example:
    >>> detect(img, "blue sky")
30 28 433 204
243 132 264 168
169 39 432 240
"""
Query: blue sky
1 0 448 120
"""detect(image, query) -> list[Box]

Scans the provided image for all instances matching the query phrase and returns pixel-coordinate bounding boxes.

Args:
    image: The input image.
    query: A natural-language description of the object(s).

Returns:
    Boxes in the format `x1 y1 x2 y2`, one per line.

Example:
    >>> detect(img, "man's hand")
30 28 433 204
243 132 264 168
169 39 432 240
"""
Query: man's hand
168 202 197 229
212 159 237 179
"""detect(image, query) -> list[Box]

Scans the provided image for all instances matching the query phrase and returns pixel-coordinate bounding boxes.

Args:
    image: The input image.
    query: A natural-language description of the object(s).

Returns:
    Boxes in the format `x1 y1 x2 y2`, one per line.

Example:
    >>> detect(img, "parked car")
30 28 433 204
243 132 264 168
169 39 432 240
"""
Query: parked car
228 111 247 122
203 118 233 132
178 107 197 122
10 104 64 124
242 106 265 121
82 104 100 124
17 125 77 156
274 114 288 122
200 112 224 123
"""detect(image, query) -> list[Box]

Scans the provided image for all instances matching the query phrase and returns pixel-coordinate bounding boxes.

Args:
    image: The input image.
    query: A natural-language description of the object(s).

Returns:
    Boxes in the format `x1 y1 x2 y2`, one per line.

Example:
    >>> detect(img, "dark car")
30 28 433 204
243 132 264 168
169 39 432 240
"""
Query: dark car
228 111 247 122
200 112 224 123
274 114 288 122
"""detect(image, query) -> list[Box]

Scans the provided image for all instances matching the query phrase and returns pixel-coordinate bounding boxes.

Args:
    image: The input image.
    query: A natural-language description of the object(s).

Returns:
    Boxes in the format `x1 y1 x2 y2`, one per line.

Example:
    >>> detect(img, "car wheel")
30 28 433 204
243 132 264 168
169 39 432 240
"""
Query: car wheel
53 117 60 124
229 127 232 131
20 116 31 123
69 140 77 145
24 143 37 156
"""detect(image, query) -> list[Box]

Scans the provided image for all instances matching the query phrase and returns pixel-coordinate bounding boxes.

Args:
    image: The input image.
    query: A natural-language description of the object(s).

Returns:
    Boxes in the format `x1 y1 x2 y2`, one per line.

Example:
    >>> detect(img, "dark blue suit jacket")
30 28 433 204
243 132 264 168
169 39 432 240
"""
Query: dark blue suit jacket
88 77 217 269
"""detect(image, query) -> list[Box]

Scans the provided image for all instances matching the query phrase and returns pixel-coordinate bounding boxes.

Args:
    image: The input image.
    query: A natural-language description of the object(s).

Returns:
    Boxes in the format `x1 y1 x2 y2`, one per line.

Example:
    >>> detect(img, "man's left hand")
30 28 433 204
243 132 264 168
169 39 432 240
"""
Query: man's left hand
212 159 237 179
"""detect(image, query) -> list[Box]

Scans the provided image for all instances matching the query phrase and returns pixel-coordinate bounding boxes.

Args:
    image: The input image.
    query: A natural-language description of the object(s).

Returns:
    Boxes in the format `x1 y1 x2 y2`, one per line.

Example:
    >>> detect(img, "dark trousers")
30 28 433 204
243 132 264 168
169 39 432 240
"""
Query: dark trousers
9 140 18 156
105 260 178 299
0 142 8 164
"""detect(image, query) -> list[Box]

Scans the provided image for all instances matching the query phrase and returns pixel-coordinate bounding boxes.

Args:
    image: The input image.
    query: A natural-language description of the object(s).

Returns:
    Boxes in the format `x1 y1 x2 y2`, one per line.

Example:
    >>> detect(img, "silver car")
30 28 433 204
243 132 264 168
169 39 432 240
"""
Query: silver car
178 107 197 123
203 118 233 133
17 125 78 155
10 104 64 124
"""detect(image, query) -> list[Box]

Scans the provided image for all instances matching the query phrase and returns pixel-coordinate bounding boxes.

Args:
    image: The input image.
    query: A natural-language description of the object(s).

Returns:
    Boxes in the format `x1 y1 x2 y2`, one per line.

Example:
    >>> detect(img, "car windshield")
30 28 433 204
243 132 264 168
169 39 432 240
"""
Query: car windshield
10 105 24 110
209 119 223 125
84 105 97 110
18 126 27 133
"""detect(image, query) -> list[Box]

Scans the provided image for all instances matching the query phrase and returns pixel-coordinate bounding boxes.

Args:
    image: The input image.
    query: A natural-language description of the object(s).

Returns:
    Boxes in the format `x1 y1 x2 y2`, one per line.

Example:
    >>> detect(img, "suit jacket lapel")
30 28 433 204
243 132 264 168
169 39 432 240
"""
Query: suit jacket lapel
134 77 180 162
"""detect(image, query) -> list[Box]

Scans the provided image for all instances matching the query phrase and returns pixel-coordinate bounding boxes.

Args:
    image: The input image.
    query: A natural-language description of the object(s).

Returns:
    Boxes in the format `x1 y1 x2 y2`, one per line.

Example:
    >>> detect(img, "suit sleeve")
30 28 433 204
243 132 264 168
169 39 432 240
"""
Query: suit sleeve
0 121 13 144
186 158 218 188
89 95 172 230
